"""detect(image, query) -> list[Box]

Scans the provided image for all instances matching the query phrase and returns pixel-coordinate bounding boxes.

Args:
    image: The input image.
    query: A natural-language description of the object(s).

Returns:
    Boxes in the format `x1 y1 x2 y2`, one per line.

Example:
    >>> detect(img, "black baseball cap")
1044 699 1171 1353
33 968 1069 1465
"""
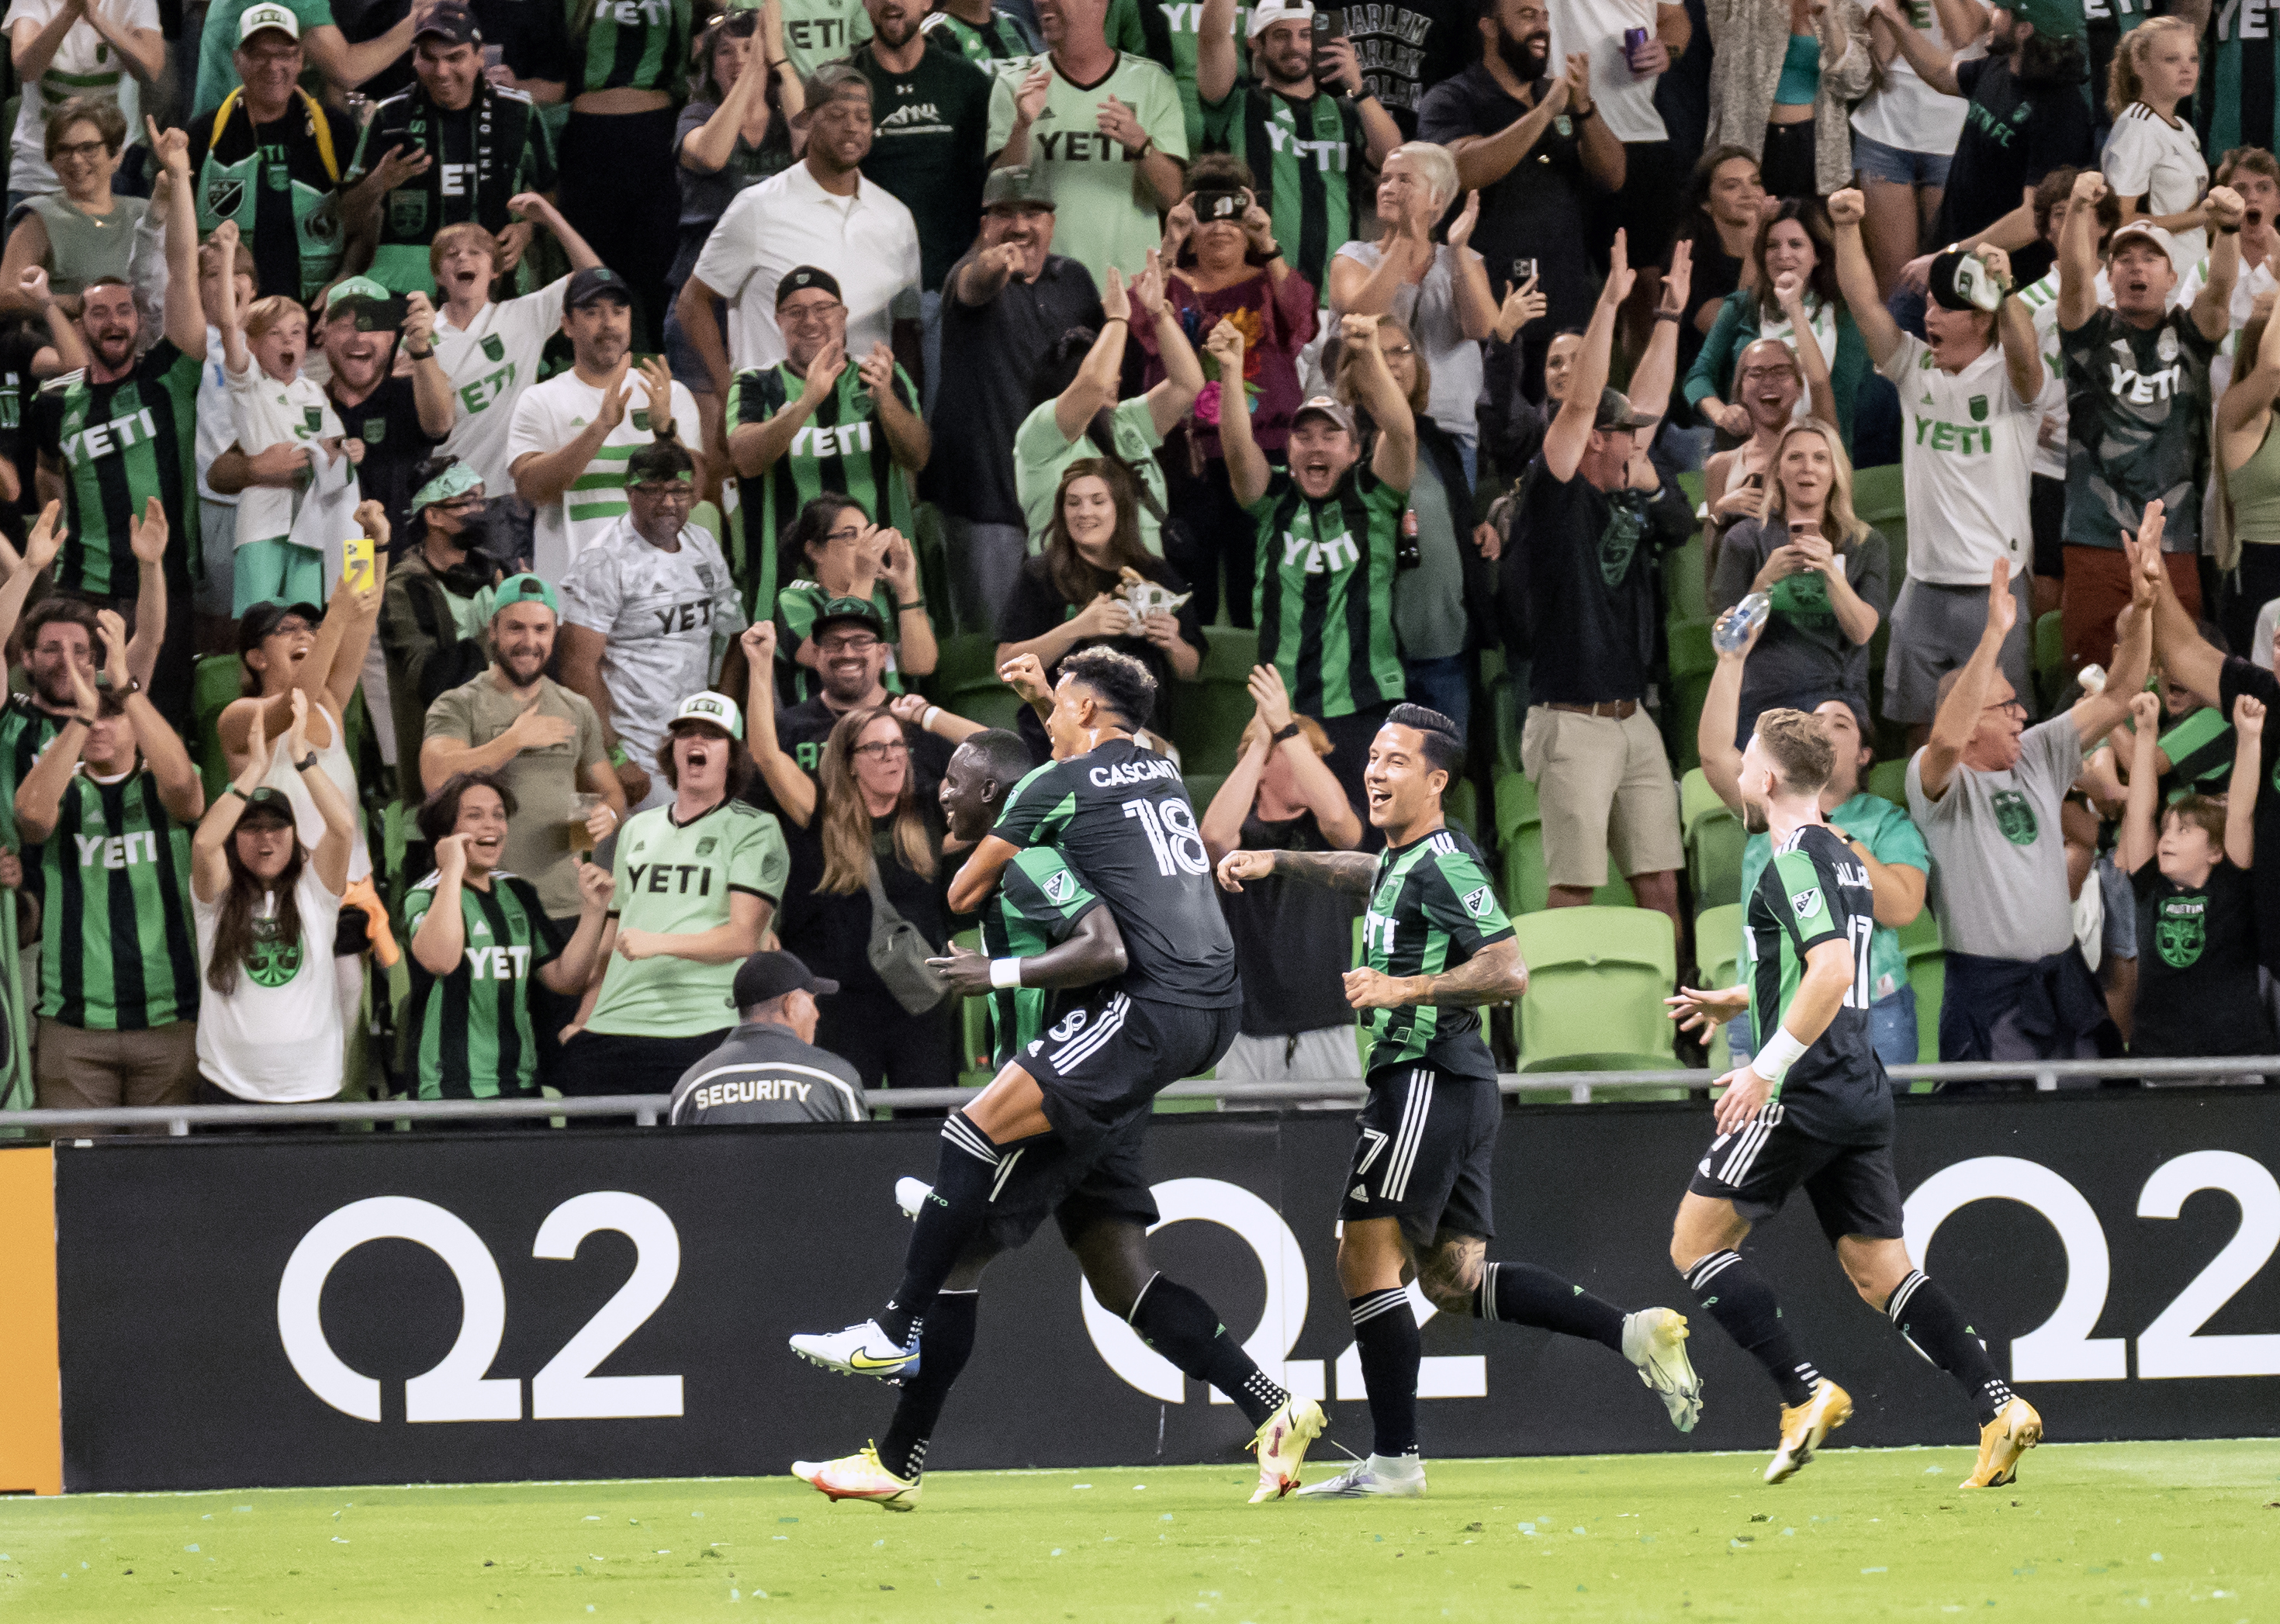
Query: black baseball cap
565 266 631 309
733 950 839 1009
237 786 298 827
811 596 887 638
776 266 842 308
1593 387 1653 431
413 2 480 45
238 598 324 652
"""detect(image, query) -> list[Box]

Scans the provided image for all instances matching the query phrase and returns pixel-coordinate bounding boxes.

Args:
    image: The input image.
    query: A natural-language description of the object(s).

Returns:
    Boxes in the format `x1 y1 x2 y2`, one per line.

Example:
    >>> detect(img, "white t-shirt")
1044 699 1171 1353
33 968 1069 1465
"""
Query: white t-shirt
434 278 571 492
193 862 345 1103
1759 295 1839 427
1877 331 2036 583
196 323 235 507
688 163 922 377
558 515 747 766
1849 0 1973 154
505 369 704 582
2015 268 2112 482
2178 251 2278 399
259 695 372 883
1549 0 1669 144
228 359 343 548
2 0 155 197
2103 102 2209 271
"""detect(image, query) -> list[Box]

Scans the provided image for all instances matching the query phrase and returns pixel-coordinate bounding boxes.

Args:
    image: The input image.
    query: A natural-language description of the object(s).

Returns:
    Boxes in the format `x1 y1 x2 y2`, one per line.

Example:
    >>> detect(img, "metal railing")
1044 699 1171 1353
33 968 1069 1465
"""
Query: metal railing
0 1054 2271 1136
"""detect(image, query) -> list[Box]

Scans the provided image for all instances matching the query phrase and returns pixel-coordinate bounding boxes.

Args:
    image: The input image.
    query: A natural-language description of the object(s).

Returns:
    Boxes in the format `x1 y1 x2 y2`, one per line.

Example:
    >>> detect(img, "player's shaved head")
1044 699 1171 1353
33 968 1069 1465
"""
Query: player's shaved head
1754 708 1834 796
957 729 1035 797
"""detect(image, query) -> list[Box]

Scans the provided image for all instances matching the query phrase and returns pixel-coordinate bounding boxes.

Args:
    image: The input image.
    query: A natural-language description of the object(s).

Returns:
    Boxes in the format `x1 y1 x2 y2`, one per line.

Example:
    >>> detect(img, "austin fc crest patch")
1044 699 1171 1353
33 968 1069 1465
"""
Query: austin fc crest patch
481 334 506 363
1968 395 1988 422
1461 884 1494 918
695 837 718 856
1043 869 1076 905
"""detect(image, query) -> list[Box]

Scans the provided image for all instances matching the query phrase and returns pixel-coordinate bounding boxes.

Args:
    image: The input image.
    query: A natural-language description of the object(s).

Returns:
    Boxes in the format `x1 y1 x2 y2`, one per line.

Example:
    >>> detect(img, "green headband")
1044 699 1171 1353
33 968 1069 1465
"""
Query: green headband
412 462 484 511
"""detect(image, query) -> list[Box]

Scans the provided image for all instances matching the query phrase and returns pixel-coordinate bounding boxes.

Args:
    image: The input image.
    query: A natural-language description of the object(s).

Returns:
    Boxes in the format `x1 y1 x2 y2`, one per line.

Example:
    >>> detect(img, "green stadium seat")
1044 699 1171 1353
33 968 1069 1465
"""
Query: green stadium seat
1182 772 1227 820
2034 609 2066 712
1899 909 1943 1079
690 500 723 544
192 654 243 803
1667 617 1717 774
1663 536 1709 627
1444 775 1477 840
1680 767 1745 912
1510 906 1678 1072
1492 771 1635 913
1867 758 1909 808
952 928 993 1087
1695 901 1745 1073
1158 627 1258 774
929 633 1026 734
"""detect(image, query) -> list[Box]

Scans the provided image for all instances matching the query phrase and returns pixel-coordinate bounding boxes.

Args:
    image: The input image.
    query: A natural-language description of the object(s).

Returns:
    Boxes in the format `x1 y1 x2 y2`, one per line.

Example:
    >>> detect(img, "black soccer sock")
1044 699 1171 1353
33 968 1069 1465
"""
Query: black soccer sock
878 1112 1003 1346
1886 1270 2016 1425
1129 1274 1291 1429
876 1290 979 1483
1686 1250 1822 1407
1349 1287 1420 1459
1472 1259 1628 1352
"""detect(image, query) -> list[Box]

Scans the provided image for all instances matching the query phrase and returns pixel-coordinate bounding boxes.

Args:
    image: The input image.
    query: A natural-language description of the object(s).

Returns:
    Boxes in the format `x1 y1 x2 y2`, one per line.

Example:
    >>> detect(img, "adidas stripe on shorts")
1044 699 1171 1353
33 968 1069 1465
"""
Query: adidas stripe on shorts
1019 987 1241 1154
1687 1102 1906 1241
1337 1063 1503 1248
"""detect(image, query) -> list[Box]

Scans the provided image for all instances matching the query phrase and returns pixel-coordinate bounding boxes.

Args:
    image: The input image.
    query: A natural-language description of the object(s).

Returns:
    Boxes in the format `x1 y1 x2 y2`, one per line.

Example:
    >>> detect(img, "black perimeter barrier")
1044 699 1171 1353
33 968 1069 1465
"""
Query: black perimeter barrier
47 1090 2280 1491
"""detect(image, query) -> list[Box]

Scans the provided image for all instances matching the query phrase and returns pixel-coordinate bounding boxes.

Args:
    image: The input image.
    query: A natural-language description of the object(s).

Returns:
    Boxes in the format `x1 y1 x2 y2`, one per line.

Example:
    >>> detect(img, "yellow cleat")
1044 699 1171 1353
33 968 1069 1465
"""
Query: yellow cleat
1247 1396 1327 1502
790 1443 922 1512
1962 1398 2043 1488
1765 1378 1852 1484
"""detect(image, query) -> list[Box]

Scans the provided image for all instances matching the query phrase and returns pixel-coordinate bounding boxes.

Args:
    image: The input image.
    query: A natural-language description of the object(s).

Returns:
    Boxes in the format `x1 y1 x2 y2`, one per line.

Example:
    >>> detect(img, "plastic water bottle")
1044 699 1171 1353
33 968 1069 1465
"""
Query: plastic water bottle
1714 592 1772 654
2077 662 2108 696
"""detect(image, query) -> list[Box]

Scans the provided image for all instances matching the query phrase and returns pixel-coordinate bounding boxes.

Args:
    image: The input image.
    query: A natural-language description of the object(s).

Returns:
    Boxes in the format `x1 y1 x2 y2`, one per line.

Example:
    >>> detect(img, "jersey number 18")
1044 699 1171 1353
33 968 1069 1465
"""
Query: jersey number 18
1123 796 1210 878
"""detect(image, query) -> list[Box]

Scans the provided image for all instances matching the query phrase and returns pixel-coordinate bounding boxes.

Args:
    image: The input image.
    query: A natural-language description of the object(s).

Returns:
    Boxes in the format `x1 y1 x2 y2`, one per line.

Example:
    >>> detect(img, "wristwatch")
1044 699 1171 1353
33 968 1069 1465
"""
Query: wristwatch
1271 721 1303 744
404 344 435 360
295 751 320 772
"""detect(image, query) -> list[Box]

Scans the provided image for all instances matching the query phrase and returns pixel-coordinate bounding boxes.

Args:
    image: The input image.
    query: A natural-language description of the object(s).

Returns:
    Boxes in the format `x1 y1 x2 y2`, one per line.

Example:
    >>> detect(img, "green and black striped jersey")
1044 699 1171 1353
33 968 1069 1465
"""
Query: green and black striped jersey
1743 822 1891 1144
0 696 66 853
569 0 693 95
1358 825 1510 1077
919 4 1037 64
731 359 919 616
400 871 568 1099
29 769 199 1030
2157 704 2234 802
28 341 202 596
1106 0 1242 151
1247 465 1408 720
981 844 1102 1065
1201 85 1367 299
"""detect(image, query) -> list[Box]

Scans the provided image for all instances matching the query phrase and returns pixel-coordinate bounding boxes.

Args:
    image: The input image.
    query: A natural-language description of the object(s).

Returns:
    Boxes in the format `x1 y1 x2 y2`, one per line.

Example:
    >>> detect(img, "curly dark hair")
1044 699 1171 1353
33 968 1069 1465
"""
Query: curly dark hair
1059 645 1157 731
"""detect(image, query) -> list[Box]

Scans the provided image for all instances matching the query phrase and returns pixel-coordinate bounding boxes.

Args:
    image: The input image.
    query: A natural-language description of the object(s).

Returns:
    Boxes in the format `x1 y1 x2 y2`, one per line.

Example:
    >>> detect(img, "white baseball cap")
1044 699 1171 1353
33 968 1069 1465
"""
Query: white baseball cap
670 691 744 740
237 2 302 44
1248 0 1316 40
2109 219 2183 277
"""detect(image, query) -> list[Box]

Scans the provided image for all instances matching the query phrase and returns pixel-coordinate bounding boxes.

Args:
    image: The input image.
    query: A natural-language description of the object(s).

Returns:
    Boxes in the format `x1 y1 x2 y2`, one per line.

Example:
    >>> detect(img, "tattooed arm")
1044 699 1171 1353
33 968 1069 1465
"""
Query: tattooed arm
1346 938 1531 1009
1215 847 1378 898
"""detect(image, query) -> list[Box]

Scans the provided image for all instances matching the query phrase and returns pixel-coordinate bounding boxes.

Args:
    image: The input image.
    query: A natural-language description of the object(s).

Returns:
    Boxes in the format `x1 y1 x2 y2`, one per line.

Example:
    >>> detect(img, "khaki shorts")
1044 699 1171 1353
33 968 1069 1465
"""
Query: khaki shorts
1519 704 1683 890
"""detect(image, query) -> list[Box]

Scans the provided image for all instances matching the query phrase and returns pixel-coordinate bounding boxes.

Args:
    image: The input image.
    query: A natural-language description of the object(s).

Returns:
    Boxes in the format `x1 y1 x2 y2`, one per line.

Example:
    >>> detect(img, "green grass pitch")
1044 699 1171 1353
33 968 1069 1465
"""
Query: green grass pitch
4 1441 2277 1622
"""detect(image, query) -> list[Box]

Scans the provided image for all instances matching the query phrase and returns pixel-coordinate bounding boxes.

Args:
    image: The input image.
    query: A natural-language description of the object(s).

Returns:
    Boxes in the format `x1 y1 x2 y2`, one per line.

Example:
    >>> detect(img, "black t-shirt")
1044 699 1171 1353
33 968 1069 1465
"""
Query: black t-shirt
185 95 350 305
2218 654 2280 973
1518 458 1692 704
1343 0 1471 136
928 251 1103 524
330 371 442 542
1418 64 1597 326
0 324 47 536
1675 230 1742 430
2129 859 2272 1058
774 812 954 1002
747 695 957 820
1933 55 2094 251
1220 808 1361 1037
846 39 997 292
998 552 1207 757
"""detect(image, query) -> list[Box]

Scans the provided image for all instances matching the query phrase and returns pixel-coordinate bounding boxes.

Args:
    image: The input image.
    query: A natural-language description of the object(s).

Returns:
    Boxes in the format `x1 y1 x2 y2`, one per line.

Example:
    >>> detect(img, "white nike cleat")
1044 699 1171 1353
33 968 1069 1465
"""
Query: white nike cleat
1247 1396 1327 1502
895 1177 931 1219
1294 1453 1427 1499
1621 1307 1704 1432
1765 1378 1853 1484
791 1443 922 1512
788 1319 921 1382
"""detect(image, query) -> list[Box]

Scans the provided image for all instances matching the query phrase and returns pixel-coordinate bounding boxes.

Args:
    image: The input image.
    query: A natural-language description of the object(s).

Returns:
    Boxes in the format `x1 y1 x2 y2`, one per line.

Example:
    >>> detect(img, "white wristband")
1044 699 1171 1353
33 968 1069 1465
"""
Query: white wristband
1752 1024 1810 1085
922 705 942 731
989 957 1022 990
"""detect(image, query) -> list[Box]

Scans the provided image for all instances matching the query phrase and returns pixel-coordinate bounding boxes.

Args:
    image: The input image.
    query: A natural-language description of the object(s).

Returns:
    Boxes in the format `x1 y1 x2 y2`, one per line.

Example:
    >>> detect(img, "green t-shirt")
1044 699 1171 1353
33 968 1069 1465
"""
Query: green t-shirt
588 798 791 1037
570 0 692 94
400 872 568 1099
31 769 199 1031
773 575 907 703
1200 84 1364 299
2156 704 2236 802
1012 394 1167 555
732 358 920 613
28 339 203 596
1247 465 1409 720
981 845 1102 1065
985 51 1189 280
1105 0 1251 152
780 0 872 80
1739 790 1929 1008
195 0 334 116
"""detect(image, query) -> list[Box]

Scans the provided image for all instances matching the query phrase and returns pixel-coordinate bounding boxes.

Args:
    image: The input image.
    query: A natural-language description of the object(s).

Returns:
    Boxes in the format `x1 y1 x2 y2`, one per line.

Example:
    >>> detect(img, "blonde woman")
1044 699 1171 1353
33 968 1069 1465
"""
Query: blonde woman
1707 417 1889 742
2102 16 2209 271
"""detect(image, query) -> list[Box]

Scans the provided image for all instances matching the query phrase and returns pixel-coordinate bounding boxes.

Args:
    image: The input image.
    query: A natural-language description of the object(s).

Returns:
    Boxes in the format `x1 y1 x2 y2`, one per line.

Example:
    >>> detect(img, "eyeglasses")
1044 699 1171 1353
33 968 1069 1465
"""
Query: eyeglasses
1739 365 1798 383
268 618 317 638
52 137 110 160
434 492 486 511
782 301 846 328
853 738 911 760
824 524 867 545
1983 699 2029 720
816 634 881 655
630 483 695 503
1379 344 1417 359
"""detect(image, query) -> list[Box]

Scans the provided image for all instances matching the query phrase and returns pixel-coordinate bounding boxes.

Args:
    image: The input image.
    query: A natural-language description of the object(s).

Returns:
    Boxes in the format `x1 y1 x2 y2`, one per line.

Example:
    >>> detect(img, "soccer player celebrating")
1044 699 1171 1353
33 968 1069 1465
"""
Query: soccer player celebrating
789 726 1323 1509
1666 703 2043 1488
786 651 1251 1406
1215 704 1702 1499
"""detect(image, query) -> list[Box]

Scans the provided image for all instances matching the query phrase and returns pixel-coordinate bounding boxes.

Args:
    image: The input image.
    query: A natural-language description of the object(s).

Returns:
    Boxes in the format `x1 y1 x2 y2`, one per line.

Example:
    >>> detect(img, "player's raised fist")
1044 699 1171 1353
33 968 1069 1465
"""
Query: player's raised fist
1214 848 1275 892
998 652 1050 704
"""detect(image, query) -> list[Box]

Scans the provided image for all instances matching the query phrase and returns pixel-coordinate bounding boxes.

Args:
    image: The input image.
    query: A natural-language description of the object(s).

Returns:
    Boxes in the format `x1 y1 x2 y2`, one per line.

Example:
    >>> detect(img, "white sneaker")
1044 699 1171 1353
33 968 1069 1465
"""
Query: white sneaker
1293 1453 1427 1499
787 1319 921 1382
1621 1308 1704 1432
791 1443 922 1512
1247 1396 1327 1502
895 1177 931 1219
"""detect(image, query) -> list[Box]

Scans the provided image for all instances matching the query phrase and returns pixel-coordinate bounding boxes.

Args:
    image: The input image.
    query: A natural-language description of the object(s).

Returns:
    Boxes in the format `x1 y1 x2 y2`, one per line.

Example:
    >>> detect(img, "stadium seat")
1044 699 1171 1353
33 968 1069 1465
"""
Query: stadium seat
1158 627 1258 774
1510 906 1678 1073
1182 772 1228 821
1492 771 1635 913
1867 758 1909 808
1680 768 1745 913
2034 609 2067 712
690 499 723 544
1444 775 1477 840
1694 901 1745 1073
1662 536 1709 626
1666 617 1717 773
952 928 993 1087
1899 909 1943 1080
192 654 242 803
929 632 1026 734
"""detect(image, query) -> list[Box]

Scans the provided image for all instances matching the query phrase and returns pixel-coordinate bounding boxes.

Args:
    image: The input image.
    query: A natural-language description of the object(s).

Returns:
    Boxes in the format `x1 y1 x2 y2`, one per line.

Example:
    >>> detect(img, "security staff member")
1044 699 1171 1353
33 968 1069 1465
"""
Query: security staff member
667 949 864 1124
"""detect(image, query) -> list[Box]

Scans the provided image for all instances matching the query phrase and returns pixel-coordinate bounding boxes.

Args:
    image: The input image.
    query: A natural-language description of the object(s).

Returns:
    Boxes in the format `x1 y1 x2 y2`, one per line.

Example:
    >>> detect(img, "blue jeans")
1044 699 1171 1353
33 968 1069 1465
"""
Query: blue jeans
1725 984 1918 1078
1403 651 1471 737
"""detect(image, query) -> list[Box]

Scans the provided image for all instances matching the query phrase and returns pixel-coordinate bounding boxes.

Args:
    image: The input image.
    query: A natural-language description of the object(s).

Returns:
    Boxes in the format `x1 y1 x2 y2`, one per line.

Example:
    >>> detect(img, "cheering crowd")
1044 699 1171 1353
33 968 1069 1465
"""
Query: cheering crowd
1 0 2277 1125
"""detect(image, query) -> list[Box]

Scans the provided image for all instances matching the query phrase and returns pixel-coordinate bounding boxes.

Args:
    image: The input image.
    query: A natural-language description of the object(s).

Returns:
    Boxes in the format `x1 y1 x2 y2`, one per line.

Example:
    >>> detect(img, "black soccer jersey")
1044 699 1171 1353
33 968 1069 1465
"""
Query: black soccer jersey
991 741 1240 1010
1359 825 1511 1078
1742 822 1892 1145
0 695 65 853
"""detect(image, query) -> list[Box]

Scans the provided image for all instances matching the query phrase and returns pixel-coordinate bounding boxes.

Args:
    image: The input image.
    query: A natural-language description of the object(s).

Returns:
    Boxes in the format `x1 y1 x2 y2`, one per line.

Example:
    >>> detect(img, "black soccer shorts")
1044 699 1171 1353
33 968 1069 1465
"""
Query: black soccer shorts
979 1114 1160 1254
1687 1104 1906 1242
1337 1063 1503 1250
1019 989 1240 1156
